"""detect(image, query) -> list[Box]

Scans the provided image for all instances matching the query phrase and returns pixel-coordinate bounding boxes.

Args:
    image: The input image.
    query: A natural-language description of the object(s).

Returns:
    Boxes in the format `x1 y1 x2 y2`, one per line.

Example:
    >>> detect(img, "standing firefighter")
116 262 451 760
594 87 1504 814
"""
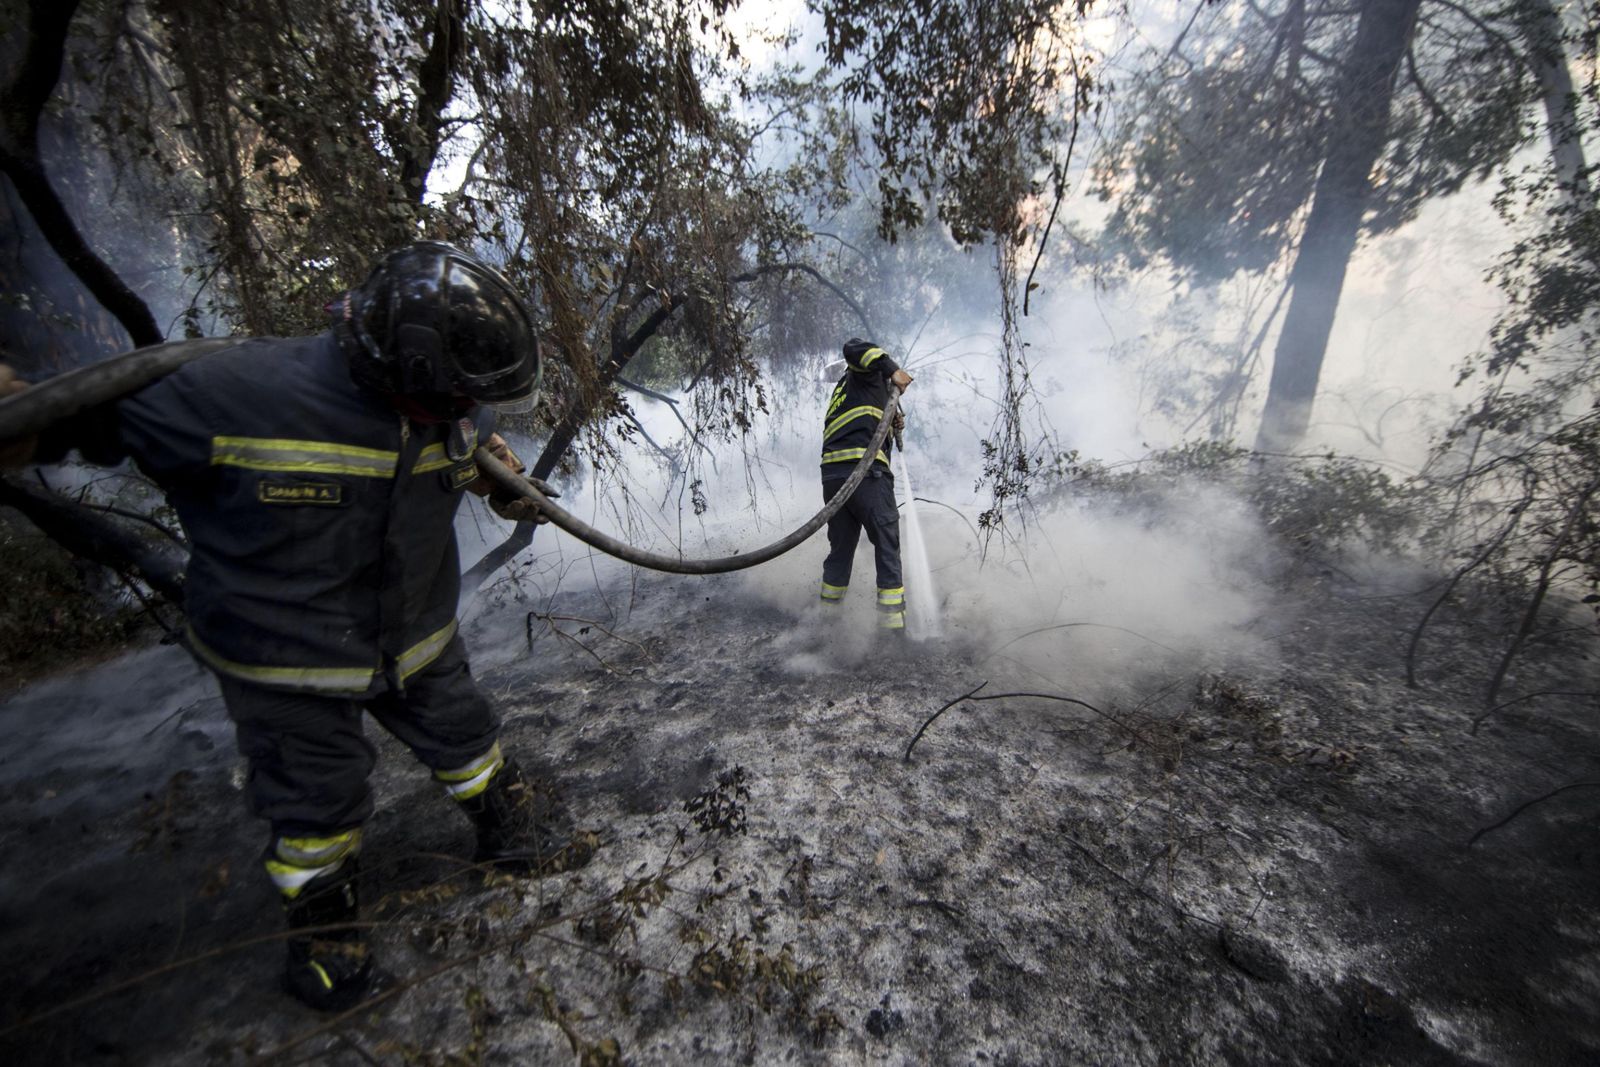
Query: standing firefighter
819 338 914 631
0 242 576 1011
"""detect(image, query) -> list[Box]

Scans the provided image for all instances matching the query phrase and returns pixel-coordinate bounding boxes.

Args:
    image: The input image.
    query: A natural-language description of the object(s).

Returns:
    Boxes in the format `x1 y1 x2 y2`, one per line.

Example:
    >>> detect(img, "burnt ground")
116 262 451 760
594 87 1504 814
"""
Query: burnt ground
1 558 1598 1066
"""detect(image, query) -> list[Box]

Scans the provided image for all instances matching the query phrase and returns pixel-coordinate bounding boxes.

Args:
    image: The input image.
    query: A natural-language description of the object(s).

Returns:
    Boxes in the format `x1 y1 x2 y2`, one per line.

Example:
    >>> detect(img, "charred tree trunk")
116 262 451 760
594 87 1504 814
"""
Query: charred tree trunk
1253 0 1421 453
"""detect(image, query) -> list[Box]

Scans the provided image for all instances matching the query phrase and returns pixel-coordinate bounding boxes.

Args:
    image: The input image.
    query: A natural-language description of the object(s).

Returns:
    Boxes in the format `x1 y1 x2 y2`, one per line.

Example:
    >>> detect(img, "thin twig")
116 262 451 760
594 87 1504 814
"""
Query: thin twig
1471 689 1600 734
526 611 628 674
1060 833 1221 930
537 612 654 660
903 681 989 761
1467 782 1600 847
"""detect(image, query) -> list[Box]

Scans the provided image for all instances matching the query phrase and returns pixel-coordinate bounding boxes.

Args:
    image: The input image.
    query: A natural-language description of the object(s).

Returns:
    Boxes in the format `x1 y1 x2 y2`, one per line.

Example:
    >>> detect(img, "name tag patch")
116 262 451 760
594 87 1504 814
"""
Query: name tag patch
445 463 479 491
258 480 345 506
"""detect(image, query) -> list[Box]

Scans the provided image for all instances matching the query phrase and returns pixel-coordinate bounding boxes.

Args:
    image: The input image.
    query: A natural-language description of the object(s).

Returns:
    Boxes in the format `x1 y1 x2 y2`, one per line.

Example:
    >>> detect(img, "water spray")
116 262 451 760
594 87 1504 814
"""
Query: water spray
895 444 943 640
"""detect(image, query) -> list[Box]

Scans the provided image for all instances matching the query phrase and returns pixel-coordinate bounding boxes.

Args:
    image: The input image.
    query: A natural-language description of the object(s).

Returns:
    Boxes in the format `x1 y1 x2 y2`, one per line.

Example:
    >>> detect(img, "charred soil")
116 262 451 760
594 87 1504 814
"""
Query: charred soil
0 566 1597 1065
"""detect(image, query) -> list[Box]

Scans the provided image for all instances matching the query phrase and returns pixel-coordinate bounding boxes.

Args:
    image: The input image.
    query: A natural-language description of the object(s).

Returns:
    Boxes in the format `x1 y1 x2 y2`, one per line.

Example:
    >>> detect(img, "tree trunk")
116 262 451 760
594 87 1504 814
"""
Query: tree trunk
399 0 472 204
1253 0 1421 453
1519 0 1590 202
0 0 163 349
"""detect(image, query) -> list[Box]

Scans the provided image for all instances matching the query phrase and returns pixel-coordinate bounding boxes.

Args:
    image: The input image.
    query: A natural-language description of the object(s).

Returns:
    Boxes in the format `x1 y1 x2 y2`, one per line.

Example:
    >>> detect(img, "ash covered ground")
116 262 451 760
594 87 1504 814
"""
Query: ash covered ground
1 512 1598 1066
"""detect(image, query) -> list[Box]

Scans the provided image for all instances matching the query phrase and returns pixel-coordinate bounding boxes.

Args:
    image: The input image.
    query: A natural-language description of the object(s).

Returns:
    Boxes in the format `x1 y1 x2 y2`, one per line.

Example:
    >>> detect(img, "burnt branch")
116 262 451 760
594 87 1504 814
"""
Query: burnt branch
1468 782 1600 847
904 683 1123 763
1471 690 1600 735
0 474 184 603
1406 490 1531 690
1484 476 1600 707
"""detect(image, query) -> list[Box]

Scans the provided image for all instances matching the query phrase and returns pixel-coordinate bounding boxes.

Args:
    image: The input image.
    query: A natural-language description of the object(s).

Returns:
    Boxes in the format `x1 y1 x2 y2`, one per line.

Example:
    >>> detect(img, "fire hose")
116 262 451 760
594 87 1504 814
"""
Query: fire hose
0 339 902 577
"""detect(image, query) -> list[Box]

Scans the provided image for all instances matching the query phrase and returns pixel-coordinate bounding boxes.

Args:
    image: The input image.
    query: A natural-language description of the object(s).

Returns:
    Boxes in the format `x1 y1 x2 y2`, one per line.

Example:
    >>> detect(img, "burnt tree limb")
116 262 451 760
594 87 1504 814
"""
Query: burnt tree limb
0 474 184 604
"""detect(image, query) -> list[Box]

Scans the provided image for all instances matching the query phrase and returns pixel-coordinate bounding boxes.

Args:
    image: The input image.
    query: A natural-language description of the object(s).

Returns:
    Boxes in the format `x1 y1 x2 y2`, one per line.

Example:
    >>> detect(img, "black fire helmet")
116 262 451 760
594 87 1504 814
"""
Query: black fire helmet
343 241 541 414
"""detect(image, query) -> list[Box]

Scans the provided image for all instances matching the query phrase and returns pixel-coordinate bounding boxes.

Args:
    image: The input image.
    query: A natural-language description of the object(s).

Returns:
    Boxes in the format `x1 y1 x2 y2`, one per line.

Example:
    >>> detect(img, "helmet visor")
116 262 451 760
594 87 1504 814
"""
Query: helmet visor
446 265 532 378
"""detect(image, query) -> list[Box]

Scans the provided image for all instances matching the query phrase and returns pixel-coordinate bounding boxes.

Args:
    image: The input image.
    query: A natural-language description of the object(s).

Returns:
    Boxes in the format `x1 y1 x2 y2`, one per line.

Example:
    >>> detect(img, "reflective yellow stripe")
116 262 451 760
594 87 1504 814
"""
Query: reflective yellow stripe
876 587 905 606
820 581 847 602
878 611 906 629
188 620 455 692
824 405 883 442
276 829 362 867
398 619 458 680
412 443 453 474
821 448 889 467
211 436 397 478
853 347 885 370
436 742 503 783
436 742 505 800
265 855 351 899
308 962 334 991
188 627 375 692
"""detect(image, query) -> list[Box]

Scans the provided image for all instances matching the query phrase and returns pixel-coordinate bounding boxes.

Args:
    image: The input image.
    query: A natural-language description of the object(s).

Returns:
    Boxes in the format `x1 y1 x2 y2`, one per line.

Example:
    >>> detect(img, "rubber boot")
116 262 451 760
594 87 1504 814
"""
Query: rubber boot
459 759 592 876
282 860 380 1011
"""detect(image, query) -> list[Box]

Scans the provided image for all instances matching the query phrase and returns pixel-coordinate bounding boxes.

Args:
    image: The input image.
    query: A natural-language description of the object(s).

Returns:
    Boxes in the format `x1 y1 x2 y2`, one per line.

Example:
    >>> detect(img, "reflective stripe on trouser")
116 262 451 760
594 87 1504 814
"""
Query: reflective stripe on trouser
188 618 459 695
820 581 847 604
264 828 362 899
435 741 505 800
877 586 907 629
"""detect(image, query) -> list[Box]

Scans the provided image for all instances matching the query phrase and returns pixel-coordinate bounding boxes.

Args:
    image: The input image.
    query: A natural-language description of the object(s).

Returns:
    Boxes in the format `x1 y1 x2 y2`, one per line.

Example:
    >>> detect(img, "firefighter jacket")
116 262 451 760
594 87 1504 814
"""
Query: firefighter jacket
820 340 901 480
48 333 494 696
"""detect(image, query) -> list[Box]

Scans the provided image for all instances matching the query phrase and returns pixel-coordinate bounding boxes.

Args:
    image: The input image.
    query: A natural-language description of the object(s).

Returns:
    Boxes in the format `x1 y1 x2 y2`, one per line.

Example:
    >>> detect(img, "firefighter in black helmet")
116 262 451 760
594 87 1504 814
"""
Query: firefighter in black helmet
0 241 578 1011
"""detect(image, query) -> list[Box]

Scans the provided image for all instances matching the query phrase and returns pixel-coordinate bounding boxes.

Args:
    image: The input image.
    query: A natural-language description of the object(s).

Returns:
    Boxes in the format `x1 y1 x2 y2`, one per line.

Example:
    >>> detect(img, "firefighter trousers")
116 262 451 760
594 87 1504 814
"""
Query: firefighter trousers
821 469 903 595
215 635 501 837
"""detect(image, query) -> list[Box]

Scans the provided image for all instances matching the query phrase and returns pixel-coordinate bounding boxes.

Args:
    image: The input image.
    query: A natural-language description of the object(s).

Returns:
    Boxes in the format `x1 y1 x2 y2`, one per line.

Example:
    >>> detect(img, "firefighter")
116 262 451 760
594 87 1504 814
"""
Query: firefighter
0 242 576 1011
818 338 914 631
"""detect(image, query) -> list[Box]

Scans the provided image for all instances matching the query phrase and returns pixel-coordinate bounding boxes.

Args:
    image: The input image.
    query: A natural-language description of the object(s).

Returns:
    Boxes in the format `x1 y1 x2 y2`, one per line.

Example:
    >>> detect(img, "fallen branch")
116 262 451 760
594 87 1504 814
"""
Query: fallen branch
903 682 1124 762
1467 781 1600 847
1470 689 1600 735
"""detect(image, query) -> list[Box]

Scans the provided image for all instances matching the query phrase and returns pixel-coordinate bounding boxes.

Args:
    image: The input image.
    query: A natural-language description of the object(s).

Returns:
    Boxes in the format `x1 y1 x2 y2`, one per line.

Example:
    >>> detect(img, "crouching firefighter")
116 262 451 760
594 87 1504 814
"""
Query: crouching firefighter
0 242 586 1011
818 338 914 632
